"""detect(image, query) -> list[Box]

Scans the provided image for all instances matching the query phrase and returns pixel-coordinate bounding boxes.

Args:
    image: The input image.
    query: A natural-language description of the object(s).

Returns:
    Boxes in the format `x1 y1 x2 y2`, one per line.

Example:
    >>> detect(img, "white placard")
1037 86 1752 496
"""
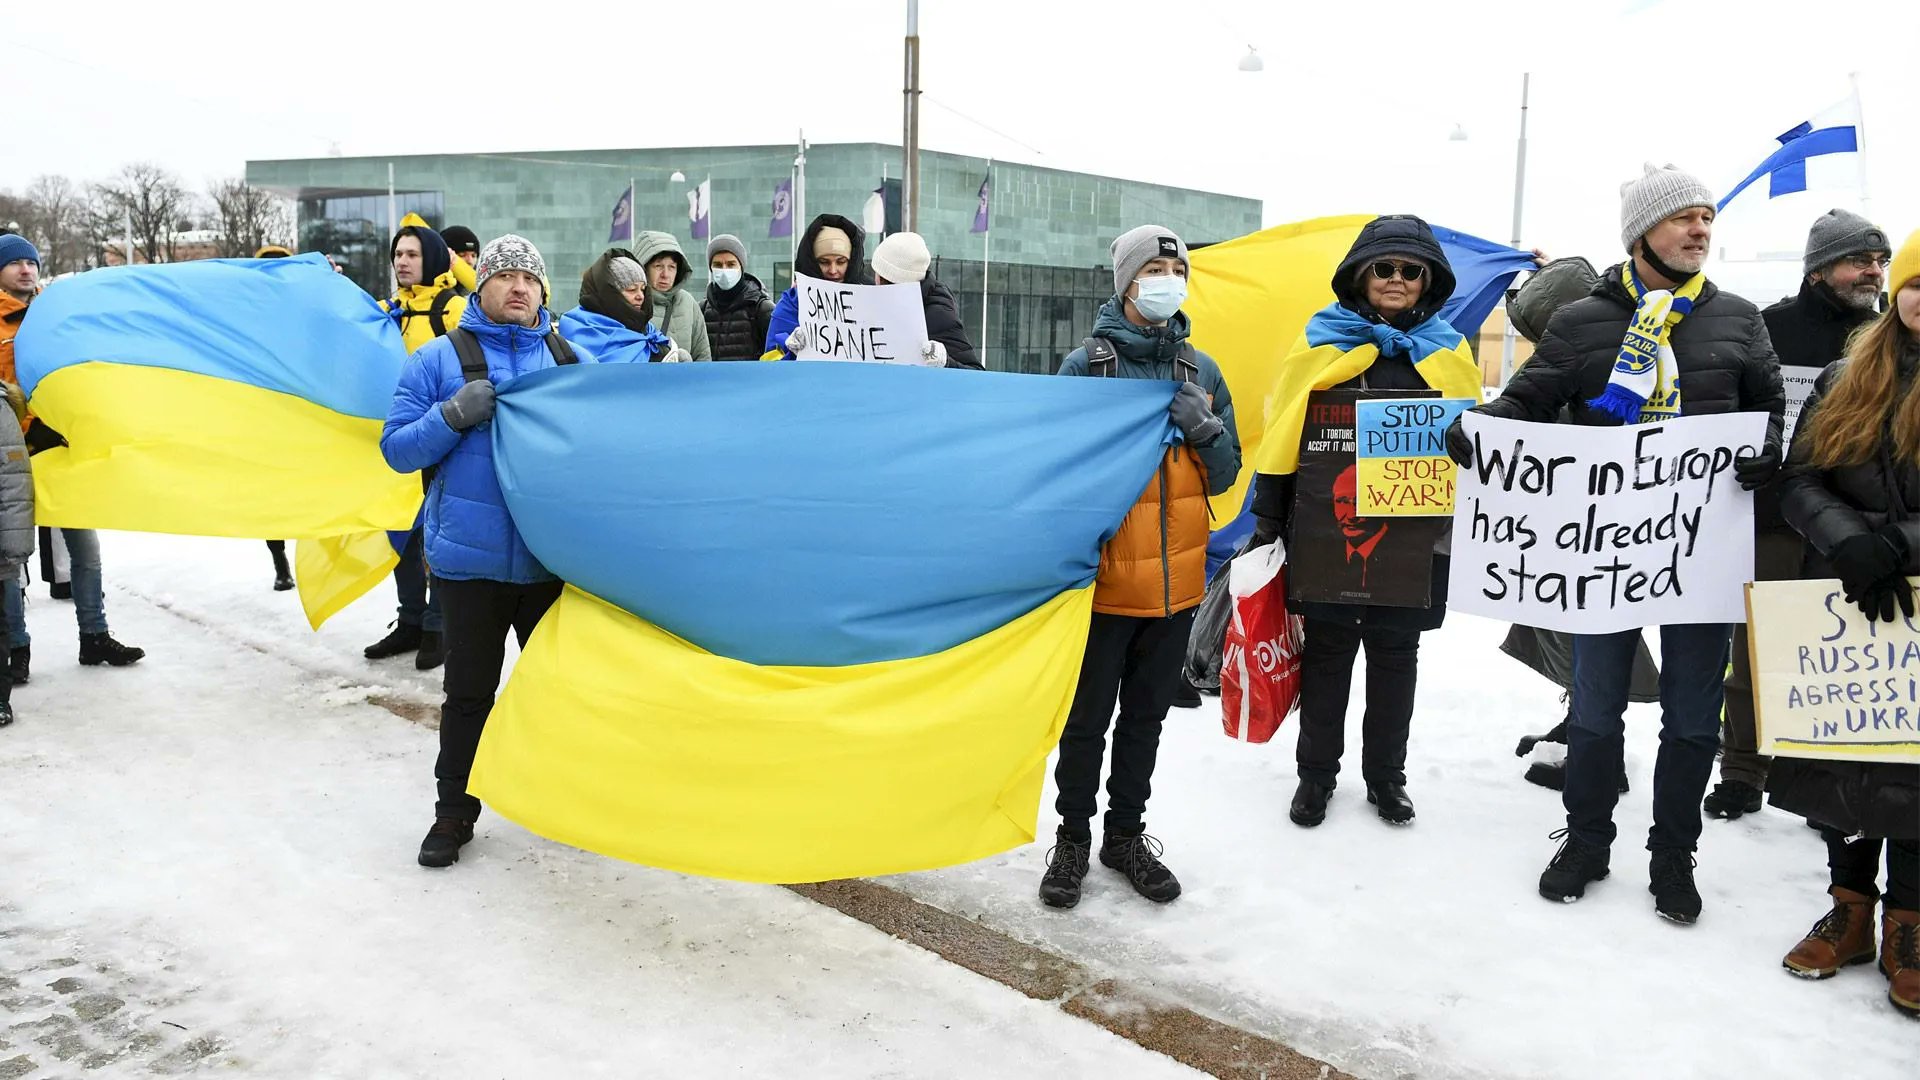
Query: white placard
1447 412 1766 634
794 279 930 364
1781 368 1817 445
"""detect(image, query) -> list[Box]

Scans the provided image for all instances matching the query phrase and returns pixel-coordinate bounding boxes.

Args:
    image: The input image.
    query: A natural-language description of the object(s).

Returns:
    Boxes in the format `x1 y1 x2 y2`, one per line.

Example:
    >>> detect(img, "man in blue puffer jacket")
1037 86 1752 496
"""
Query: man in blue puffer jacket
380 234 598 868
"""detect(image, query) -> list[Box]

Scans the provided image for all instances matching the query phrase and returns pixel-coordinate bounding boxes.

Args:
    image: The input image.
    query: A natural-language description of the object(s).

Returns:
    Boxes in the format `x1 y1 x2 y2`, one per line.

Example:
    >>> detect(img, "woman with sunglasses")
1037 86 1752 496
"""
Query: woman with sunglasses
1248 215 1483 828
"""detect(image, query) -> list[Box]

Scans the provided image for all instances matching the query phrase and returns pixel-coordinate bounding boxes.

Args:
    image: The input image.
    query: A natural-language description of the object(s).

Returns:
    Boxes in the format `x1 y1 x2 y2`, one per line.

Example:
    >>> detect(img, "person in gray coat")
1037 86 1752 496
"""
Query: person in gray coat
634 231 713 361
0 382 35 727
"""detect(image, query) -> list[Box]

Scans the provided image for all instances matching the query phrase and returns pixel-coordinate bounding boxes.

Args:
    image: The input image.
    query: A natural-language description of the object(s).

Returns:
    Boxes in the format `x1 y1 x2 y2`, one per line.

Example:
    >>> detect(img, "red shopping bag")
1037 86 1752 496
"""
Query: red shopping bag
1220 542 1305 743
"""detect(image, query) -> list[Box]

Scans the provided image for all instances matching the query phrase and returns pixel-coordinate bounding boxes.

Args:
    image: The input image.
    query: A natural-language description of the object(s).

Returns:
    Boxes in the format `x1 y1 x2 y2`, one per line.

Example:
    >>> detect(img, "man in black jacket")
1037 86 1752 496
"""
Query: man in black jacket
1707 209 1889 821
1447 164 1785 925
871 231 984 370
700 235 776 361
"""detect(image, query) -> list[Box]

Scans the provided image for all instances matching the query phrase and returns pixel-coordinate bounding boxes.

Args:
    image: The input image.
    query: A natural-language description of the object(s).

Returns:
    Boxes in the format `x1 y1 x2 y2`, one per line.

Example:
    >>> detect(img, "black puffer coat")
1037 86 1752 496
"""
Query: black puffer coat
1770 356 1920 838
921 277 983 370
702 272 775 361
1472 263 1785 456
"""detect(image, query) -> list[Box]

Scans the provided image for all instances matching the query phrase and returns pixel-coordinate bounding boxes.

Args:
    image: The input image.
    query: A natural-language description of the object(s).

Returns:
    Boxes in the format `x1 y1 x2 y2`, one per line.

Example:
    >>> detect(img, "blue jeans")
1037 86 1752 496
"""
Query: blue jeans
1566 623 1732 853
7 527 108 647
394 528 443 633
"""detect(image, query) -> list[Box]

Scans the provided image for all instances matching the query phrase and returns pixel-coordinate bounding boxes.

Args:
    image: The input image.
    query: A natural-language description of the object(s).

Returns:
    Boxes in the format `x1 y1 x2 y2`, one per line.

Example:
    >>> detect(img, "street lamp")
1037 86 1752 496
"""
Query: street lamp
669 170 686 183
1237 47 1263 73
1448 124 1469 142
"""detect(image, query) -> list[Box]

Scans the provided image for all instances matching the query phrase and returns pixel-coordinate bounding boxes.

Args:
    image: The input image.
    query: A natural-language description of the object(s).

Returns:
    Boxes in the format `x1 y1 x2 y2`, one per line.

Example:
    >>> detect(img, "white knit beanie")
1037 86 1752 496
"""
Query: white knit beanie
1619 163 1716 253
872 232 932 284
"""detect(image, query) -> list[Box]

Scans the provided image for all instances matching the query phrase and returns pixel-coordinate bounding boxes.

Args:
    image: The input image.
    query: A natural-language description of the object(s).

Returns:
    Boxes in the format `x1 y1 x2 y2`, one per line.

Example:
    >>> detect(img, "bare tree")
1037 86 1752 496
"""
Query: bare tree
20 175 88 277
95 162 188 264
207 178 294 258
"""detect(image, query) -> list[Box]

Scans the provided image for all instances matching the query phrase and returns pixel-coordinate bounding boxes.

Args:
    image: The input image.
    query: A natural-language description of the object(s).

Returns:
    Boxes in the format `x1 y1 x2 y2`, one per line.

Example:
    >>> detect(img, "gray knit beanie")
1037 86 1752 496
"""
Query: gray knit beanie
1803 209 1890 275
707 233 748 268
475 234 547 291
1618 163 1716 253
608 256 648 292
1111 224 1188 298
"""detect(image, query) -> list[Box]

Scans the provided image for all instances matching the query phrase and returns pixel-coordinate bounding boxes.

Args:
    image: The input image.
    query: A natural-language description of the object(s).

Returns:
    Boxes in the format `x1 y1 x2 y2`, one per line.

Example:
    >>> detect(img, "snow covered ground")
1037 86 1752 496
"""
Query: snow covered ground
2 532 1914 1078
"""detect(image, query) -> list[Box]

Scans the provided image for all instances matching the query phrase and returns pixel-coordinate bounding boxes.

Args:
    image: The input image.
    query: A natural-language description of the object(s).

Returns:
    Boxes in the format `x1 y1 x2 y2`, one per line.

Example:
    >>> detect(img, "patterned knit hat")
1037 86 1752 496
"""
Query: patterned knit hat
475 234 546 291
1619 163 1716 252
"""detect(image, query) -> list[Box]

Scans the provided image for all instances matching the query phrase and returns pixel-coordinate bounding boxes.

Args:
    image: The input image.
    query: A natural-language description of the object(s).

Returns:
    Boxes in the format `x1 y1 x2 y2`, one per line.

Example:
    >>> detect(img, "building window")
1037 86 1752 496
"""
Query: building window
298 191 446 297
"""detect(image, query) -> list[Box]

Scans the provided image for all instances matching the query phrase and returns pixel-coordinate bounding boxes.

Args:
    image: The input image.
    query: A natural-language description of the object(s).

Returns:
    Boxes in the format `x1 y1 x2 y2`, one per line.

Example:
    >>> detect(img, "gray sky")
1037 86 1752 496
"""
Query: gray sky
12 0 1917 298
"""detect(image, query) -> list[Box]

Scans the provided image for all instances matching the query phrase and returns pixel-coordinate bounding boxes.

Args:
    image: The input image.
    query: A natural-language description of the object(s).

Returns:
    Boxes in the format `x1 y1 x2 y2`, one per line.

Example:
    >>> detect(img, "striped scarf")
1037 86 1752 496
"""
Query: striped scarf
1586 263 1706 424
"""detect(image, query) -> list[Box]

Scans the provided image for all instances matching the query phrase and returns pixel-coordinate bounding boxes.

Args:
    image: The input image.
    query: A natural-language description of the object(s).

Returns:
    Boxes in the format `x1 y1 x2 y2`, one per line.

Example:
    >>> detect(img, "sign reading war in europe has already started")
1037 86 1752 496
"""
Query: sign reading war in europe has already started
794 279 930 364
1748 578 1920 765
1447 411 1765 635
1355 398 1475 516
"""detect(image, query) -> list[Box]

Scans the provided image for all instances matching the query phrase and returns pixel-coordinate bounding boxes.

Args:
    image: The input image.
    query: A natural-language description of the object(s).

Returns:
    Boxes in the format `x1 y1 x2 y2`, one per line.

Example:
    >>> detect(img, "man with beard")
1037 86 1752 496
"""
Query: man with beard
1704 210 1890 822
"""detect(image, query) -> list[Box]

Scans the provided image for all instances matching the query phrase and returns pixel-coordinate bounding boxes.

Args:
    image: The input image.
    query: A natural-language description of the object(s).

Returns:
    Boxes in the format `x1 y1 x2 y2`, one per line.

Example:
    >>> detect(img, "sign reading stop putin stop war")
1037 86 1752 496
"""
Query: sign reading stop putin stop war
1748 579 1920 765
1447 411 1765 635
1355 398 1475 516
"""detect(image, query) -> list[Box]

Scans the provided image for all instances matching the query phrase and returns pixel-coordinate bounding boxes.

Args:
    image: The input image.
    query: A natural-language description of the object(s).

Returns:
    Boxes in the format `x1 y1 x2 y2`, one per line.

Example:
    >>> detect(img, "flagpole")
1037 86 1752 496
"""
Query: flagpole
387 162 398 294
981 158 993 370
1850 70 1871 218
1499 73 1530 388
795 129 808 262
628 177 636 245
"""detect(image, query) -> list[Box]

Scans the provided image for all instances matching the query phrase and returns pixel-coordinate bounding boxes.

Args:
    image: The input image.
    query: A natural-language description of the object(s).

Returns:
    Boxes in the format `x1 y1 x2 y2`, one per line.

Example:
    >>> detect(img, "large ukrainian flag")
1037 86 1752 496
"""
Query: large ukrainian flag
470 361 1178 883
12 254 420 625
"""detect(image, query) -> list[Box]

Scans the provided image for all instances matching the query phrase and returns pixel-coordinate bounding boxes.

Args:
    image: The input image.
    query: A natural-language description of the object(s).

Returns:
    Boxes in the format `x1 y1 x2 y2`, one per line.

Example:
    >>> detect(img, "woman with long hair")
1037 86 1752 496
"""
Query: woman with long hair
1773 230 1920 1019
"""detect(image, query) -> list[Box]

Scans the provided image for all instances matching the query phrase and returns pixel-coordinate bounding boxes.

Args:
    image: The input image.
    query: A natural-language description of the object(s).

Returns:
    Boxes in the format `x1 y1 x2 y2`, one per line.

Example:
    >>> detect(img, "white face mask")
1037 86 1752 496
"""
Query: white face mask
711 267 742 291
1131 275 1187 322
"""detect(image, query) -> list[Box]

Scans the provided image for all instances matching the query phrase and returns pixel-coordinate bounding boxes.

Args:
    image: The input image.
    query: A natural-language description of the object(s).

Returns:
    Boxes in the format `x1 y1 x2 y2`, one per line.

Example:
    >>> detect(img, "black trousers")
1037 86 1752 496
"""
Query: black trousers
433 576 563 821
1295 619 1420 787
1826 829 1920 911
1053 609 1195 837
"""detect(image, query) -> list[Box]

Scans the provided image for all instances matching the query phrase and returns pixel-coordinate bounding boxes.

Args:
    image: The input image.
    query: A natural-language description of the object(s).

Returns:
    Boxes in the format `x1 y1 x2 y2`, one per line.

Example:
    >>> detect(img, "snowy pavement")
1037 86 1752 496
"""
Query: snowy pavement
1 533 1915 1078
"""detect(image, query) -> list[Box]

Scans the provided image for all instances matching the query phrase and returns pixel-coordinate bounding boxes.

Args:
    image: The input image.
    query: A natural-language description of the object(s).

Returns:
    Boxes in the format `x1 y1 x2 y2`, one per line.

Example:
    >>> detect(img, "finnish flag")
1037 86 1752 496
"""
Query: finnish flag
1718 92 1865 211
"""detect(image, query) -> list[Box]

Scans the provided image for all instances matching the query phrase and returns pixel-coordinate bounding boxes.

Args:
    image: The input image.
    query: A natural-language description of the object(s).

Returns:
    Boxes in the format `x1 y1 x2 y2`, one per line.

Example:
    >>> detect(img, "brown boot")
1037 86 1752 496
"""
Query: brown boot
1783 887 1877 978
1883 908 1920 1018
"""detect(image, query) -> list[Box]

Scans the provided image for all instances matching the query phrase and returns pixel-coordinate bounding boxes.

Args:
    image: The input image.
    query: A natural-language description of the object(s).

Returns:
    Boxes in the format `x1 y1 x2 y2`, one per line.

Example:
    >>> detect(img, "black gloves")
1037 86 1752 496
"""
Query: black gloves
1445 415 1473 467
1854 577 1916 623
1734 449 1781 492
1830 528 1913 622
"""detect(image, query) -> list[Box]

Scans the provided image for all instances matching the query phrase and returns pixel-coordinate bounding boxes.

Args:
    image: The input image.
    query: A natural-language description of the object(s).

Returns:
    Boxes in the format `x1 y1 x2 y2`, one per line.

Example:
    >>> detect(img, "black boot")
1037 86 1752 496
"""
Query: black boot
1539 829 1611 903
1170 679 1201 709
8 645 28 686
79 633 144 667
270 543 295 592
0 701 12 728
1703 779 1763 820
48 581 71 601
1366 781 1415 825
1515 716 1571 757
414 631 446 671
417 817 475 868
1289 778 1332 827
364 622 422 660
1649 850 1702 925
1038 827 1092 909
1525 758 1630 794
1099 830 1180 903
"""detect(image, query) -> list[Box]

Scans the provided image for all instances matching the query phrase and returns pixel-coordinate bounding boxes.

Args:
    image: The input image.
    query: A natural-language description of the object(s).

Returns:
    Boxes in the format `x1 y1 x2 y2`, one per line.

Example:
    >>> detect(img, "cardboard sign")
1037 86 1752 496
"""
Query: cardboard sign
794 279 930 364
1355 397 1475 516
1290 390 1448 609
1749 578 1920 764
1447 411 1765 634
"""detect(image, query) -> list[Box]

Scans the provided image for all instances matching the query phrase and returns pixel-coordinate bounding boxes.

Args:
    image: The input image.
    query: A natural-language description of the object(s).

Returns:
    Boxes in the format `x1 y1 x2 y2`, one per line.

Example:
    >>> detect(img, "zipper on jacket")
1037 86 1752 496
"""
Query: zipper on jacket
1159 455 1172 617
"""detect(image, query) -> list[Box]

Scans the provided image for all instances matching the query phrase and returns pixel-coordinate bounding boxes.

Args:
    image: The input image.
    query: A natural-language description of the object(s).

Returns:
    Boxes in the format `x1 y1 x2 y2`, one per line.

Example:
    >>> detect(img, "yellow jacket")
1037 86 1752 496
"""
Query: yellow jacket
379 212 477 354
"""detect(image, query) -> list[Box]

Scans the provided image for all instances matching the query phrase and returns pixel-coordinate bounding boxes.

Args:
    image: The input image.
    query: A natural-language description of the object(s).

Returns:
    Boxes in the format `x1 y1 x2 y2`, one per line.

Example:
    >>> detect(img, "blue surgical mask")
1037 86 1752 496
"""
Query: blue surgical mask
1131 275 1187 323
711 267 742 291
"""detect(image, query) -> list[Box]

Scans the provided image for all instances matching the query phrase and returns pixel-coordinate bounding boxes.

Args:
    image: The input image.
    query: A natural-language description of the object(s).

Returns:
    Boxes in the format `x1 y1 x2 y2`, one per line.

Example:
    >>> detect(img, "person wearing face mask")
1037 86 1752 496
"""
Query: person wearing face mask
870 231 983 369
631 231 711 362
558 248 679 363
700 235 776 361
764 214 867 360
1444 164 1784 925
1037 225 1240 910
1248 214 1482 833
1703 209 1892 824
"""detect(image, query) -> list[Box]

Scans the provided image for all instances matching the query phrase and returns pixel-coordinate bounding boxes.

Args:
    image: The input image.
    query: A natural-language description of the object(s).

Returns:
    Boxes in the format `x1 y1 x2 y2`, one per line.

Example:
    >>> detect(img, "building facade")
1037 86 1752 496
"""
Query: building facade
248 144 1260 371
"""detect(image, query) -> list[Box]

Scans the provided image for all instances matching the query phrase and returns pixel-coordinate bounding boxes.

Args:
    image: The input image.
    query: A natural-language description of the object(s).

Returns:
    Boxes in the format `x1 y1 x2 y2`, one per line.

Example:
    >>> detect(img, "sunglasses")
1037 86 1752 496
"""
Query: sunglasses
1368 261 1426 283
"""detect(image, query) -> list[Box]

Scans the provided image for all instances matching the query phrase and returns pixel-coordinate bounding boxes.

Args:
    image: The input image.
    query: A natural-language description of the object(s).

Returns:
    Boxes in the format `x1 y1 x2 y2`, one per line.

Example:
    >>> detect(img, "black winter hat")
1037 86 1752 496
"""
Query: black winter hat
1332 214 1456 319
441 225 480 255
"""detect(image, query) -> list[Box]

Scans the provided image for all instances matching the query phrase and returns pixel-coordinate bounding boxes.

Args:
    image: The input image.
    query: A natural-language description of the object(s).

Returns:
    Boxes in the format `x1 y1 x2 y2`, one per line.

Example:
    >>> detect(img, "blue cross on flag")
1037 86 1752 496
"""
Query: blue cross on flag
1718 92 1865 212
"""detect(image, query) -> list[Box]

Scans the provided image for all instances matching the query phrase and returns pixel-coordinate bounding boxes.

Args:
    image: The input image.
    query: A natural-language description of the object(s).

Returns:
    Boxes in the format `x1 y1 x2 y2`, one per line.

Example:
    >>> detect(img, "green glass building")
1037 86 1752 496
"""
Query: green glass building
247 143 1260 373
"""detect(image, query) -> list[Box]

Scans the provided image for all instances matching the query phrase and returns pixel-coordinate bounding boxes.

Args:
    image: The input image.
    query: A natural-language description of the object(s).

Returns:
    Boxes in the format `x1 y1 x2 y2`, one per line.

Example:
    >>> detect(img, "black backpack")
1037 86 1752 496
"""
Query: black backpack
420 325 578 491
391 284 470 339
1082 336 1198 383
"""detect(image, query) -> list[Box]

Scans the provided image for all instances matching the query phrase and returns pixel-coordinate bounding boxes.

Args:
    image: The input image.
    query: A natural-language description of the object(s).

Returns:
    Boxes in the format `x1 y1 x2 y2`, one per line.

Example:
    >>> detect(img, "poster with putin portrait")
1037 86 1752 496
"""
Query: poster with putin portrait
1289 390 1449 610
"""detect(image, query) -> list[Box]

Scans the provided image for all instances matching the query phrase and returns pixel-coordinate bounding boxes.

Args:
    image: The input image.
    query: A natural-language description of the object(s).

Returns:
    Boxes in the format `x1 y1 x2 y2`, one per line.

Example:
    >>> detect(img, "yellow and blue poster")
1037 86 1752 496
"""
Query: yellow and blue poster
1355 397 1474 516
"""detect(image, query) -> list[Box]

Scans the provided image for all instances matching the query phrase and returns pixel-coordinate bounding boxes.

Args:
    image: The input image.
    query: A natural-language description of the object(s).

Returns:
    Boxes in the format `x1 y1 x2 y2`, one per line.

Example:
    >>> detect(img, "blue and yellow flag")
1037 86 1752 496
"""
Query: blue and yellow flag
13 254 421 625
470 362 1178 883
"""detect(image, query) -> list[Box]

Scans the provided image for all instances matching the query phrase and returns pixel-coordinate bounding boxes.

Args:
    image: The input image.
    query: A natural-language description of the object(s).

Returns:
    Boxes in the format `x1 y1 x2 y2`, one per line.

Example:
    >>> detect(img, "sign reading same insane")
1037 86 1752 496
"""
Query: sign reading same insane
1355 398 1474 516
794 279 931 364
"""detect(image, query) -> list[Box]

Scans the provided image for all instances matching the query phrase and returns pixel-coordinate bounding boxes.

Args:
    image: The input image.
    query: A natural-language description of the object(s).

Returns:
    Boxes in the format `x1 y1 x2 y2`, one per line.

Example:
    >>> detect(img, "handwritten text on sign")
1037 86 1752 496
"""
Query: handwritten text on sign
1356 398 1474 516
1748 578 1920 764
795 279 930 364
1447 412 1764 634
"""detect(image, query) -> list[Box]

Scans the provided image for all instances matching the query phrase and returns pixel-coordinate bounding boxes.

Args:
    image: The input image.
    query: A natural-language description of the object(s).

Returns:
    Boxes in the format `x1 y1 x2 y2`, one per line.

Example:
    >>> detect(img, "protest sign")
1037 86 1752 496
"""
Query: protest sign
794 279 930 364
1748 578 1920 764
1291 390 1448 609
1356 397 1475 516
1781 368 1817 445
1447 411 1765 634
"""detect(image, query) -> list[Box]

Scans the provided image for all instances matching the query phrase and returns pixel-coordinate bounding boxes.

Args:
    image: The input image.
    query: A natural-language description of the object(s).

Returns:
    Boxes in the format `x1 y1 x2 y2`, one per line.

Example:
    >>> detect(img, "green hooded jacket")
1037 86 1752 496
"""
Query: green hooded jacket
634 230 713 361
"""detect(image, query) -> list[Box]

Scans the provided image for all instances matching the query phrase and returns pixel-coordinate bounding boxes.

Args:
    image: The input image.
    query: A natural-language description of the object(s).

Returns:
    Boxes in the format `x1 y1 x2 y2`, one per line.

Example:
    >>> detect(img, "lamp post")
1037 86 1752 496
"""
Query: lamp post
902 1 922 233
